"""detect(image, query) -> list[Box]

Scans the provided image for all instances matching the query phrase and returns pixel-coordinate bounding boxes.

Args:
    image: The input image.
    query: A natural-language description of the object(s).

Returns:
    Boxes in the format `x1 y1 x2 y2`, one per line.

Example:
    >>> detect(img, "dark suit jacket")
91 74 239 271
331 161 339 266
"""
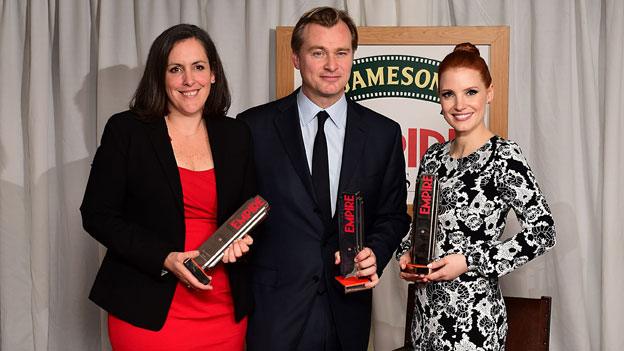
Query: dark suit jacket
80 110 255 331
238 91 410 351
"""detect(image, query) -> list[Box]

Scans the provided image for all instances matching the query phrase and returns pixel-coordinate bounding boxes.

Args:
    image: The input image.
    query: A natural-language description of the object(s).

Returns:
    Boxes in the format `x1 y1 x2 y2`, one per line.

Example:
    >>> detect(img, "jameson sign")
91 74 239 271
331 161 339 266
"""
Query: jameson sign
342 46 460 197
345 55 440 103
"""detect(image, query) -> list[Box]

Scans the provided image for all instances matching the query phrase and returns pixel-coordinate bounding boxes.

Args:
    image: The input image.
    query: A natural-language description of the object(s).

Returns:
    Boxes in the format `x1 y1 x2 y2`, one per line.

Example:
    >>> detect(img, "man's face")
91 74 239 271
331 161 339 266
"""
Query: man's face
292 21 353 108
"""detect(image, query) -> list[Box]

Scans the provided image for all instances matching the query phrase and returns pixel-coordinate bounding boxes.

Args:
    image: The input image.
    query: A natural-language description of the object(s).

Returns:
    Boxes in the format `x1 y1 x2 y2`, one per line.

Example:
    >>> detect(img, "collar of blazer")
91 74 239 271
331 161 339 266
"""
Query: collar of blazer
146 116 185 215
144 114 234 222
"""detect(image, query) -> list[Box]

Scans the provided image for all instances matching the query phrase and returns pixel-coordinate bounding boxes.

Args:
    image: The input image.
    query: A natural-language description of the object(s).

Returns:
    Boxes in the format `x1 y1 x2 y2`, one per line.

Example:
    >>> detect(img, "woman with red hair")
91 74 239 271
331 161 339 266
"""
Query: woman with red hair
398 43 556 350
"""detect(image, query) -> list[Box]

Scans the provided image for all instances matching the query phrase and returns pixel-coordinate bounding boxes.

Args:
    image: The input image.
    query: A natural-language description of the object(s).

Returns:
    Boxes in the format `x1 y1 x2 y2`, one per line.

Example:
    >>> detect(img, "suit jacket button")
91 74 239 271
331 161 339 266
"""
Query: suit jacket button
312 275 320 283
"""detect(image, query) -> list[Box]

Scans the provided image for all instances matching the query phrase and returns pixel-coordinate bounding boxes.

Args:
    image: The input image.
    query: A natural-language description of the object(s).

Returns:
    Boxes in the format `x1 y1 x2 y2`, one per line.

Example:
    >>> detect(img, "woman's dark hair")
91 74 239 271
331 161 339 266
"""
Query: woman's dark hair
438 42 492 88
130 24 231 120
291 7 358 53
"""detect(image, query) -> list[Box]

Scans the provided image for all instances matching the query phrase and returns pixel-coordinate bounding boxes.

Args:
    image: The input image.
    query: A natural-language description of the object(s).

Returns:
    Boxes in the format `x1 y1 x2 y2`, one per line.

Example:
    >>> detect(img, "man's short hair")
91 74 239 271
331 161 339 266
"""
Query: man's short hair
291 7 358 53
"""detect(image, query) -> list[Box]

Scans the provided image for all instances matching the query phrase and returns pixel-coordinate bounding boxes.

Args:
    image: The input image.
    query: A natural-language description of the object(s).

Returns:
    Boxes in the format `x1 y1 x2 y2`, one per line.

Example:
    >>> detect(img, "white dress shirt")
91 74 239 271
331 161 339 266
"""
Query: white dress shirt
297 91 348 216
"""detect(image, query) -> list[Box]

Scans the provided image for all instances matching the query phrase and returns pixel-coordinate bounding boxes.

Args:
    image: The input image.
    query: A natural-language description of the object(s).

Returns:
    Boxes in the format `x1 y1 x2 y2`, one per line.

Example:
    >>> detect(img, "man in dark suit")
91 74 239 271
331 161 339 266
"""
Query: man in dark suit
238 7 410 351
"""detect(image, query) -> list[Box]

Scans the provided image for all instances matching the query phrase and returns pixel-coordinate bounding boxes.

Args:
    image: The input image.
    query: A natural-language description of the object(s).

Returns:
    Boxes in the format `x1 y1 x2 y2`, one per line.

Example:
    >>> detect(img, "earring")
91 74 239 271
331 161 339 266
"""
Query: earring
211 79 215 84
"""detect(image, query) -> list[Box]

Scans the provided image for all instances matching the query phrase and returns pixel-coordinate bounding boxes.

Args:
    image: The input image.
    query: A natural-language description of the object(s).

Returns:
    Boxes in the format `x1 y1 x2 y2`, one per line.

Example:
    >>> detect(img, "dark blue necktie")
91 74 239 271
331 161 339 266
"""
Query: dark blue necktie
312 110 332 225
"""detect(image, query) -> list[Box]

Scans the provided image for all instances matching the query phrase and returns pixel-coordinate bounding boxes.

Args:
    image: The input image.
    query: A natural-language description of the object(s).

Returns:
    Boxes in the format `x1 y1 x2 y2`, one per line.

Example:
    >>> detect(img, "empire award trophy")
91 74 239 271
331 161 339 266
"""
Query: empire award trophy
334 191 371 293
183 195 269 284
405 174 439 274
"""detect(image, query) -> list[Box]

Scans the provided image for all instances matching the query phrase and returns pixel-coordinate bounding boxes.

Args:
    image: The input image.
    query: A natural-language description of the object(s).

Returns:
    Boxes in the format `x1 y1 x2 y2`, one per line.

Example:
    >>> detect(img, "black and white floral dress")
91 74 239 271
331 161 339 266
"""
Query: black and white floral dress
398 135 556 351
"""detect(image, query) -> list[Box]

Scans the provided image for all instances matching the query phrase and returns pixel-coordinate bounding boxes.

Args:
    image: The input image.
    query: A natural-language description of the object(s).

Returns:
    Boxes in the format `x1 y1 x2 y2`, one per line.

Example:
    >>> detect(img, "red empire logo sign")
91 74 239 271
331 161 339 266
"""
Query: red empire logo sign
342 194 356 234
229 197 264 230
418 175 434 215
402 128 456 168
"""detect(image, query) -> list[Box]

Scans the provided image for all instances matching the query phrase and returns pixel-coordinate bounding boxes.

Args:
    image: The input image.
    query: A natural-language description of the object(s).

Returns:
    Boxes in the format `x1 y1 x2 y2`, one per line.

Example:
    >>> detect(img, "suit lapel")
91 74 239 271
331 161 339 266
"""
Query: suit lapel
206 117 229 224
338 102 367 194
272 94 368 221
274 94 318 205
146 118 184 214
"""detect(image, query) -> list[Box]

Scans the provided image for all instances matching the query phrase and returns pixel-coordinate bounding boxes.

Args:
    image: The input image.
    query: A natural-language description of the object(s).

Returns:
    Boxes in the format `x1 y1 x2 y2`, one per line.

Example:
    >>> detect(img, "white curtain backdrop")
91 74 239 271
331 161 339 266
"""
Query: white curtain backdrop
1 0 622 350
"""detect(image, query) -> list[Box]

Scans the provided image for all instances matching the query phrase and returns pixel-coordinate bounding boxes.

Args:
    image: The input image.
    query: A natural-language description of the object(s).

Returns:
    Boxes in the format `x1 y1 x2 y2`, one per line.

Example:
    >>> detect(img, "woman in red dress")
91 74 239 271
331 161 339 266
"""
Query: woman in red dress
81 24 255 350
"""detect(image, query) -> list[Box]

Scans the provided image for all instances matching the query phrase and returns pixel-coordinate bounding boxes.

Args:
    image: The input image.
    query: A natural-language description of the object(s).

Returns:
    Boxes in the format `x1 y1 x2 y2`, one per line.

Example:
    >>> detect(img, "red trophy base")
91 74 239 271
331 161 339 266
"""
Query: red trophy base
335 275 371 294
404 263 430 275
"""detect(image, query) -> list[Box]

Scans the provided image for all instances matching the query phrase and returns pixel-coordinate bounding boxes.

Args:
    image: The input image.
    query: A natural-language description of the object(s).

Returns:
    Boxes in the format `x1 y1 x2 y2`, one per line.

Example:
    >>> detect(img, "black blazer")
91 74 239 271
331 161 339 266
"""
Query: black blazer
238 91 410 351
80 111 256 331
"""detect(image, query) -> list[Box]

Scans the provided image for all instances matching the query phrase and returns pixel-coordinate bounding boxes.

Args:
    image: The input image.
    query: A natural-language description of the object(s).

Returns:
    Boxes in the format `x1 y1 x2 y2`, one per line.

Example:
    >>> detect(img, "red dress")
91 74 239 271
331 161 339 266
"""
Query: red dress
108 167 247 350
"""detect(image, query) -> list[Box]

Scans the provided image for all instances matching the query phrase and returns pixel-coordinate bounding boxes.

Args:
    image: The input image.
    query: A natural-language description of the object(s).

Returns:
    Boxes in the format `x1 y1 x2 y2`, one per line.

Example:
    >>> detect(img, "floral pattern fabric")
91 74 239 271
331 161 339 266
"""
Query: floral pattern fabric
398 136 556 350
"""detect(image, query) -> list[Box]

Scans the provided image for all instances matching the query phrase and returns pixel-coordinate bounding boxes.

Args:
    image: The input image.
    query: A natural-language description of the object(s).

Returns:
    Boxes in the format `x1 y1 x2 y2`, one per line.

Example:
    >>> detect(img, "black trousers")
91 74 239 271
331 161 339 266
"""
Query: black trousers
296 291 341 351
